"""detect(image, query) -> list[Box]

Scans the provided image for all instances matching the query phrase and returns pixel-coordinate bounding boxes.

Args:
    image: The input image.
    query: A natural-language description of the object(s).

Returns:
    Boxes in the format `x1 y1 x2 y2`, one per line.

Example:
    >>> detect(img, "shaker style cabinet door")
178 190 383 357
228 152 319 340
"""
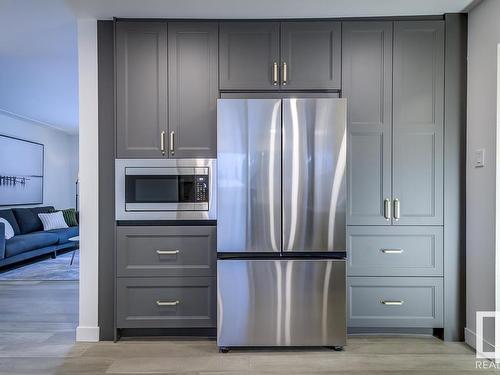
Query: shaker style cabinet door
343 22 393 225
219 22 280 90
168 22 218 158
280 22 341 90
116 22 168 158
392 21 444 225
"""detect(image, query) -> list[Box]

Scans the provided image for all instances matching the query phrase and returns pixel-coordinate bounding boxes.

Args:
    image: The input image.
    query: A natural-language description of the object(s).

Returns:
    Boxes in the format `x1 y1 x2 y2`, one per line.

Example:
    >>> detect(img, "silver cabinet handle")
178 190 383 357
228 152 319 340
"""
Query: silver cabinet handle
160 131 166 156
156 300 180 306
272 62 279 85
169 131 175 155
282 62 288 85
381 249 404 254
383 198 391 220
393 198 400 221
156 250 180 255
381 300 404 306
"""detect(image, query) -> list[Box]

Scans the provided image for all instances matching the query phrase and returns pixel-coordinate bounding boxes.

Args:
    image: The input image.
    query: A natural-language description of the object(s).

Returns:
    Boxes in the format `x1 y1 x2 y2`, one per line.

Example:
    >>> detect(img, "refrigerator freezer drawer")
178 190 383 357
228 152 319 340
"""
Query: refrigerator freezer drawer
217 259 346 347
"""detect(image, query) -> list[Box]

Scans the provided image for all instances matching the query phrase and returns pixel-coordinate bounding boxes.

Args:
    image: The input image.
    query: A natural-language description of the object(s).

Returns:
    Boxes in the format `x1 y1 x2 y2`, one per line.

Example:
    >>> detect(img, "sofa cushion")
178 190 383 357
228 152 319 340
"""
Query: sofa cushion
61 208 78 227
46 226 79 244
12 206 54 234
0 209 20 235
5 232 59 257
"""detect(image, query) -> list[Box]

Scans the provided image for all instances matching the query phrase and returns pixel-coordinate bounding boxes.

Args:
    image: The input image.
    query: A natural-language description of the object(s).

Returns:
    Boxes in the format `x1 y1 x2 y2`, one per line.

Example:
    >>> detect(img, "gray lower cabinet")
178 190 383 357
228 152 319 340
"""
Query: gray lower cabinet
115 226 217 331
347 226 443 277
168 22 218 158
343 21 393 225
115 21 168 158
116 226 216 277
392 21 444 225
219 22 280 90
280 21 341 90
348 277 443 328
117 277 216 328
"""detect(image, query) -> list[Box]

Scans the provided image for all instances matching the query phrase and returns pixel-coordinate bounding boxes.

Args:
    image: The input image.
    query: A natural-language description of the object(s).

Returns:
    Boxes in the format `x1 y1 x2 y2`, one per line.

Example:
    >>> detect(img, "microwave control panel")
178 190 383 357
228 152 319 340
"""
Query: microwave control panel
195 175 209 202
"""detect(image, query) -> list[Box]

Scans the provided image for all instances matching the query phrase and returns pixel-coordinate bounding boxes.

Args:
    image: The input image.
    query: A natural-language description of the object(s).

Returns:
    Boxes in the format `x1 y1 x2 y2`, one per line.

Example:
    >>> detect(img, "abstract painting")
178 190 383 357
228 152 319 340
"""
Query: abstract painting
0 135 43 206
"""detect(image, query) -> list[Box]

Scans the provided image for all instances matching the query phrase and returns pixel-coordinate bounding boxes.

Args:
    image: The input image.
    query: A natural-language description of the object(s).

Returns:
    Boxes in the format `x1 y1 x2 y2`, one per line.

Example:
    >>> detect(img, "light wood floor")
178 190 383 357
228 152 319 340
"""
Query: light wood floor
0 281 492 374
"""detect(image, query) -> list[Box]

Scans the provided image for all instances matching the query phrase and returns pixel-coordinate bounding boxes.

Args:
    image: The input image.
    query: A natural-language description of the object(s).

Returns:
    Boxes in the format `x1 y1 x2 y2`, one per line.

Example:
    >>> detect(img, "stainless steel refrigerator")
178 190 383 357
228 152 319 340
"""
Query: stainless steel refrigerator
217 98 347 350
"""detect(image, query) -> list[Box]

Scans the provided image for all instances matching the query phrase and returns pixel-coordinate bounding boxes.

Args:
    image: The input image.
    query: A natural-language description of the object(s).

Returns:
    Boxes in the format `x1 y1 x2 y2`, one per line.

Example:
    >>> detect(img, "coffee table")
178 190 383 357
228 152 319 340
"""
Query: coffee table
69 236 79 266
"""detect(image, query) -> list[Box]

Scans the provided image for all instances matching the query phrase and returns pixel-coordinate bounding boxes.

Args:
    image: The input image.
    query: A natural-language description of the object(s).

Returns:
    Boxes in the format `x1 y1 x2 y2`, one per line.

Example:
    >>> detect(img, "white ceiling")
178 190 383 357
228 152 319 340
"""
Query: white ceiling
0 0 476 134
66 0 475 19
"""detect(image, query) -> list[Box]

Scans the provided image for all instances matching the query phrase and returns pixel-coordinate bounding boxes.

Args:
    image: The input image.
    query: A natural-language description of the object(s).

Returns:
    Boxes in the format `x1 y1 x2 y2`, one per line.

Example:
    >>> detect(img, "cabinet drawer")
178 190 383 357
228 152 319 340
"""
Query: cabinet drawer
116 226 216 277
348 277 443 328
116 277 216 328
347 226 443 276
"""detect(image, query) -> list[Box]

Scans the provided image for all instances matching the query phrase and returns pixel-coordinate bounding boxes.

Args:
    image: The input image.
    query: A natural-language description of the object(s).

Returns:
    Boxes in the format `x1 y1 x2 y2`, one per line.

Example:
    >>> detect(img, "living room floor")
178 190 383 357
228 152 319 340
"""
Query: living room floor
0 280 489 374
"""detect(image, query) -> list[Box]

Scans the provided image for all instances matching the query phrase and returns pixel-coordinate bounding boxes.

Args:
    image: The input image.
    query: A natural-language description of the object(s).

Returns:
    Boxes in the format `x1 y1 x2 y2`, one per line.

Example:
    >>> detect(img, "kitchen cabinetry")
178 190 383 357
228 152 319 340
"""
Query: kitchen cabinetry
344 21 444 226
280 21 341 90
219 21 341 90
116 22 168 158
168 22 218 158
115 226 217 330
219 22 280 90
343 22 393 226
392 21 444 226
343 20 446 330
116 21 218 159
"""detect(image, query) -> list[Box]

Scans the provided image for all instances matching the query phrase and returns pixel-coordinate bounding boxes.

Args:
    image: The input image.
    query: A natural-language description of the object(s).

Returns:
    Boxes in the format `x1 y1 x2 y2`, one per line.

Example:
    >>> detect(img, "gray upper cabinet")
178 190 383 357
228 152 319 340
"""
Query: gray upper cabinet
281 22 341 90
393 21 444 225
219 22 280 90
343 22 393 225
168 22 218 158
116 22 168 158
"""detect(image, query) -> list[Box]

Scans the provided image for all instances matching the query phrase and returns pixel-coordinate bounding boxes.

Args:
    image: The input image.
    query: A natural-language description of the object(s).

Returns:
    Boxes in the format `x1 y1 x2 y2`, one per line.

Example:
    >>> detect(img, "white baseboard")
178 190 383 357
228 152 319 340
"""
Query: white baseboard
465 327 495 353
76 326 100 342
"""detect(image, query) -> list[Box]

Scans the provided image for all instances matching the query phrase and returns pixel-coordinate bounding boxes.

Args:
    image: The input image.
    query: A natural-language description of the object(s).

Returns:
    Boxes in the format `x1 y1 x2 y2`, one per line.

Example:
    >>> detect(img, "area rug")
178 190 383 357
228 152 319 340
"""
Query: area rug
0 250 79 281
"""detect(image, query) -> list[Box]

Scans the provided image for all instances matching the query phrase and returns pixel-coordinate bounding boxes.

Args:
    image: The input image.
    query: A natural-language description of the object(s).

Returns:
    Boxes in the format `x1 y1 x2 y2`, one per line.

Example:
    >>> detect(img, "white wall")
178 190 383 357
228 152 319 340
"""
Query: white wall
76 18 99 342
466 0 500 350
0 111 78 209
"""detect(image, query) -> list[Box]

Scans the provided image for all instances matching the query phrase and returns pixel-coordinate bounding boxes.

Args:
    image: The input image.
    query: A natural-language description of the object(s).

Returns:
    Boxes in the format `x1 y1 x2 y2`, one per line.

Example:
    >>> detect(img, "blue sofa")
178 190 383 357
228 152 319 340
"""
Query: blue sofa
0 206 79 268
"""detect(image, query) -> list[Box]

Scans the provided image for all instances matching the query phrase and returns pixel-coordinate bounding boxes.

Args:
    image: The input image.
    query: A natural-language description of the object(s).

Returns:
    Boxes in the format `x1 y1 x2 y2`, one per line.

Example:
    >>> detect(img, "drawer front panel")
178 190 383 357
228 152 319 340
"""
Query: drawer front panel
347 226 443 276
348 277 443 328
116 277 216 328
116 226 216 277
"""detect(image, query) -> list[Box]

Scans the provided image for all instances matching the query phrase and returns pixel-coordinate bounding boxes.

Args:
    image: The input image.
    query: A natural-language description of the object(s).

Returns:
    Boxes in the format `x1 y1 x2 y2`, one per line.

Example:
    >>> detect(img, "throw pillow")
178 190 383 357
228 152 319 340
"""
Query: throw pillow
61 208 78 227
0 209 20 235
38 211 69 231
0 218 15 239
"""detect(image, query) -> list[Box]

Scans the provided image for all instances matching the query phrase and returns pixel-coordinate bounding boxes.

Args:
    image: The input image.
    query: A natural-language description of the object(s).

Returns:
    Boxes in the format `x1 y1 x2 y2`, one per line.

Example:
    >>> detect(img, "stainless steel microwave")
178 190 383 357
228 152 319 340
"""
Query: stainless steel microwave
115 159 216 220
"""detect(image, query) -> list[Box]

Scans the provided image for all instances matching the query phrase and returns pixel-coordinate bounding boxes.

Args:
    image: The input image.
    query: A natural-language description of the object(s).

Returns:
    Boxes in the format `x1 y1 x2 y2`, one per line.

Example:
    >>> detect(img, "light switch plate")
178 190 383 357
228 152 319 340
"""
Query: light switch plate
474 149 485 168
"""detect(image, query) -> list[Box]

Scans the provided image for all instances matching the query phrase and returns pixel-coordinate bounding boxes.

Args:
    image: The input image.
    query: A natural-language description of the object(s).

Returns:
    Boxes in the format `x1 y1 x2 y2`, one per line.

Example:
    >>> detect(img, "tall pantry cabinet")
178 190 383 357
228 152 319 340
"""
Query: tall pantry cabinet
343 21 448 331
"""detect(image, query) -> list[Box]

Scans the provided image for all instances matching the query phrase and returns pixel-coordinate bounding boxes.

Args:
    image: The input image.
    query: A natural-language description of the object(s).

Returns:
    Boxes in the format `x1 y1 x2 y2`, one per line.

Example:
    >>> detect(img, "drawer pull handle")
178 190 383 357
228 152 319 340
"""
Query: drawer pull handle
381 249 404 254
381 300 404 306
156 300 180 307
156 250 180 255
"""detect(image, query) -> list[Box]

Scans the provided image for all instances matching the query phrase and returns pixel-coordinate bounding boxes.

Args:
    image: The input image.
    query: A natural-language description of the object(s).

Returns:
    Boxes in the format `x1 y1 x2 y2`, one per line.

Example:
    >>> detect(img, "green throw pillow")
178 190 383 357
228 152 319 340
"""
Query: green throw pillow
61 208 78 227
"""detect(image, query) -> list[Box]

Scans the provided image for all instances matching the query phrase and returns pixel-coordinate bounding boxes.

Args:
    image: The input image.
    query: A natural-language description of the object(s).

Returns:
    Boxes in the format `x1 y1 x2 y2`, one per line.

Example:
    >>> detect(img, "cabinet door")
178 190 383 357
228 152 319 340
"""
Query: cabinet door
219 22 280 90
168 22 218 158
343 22 393 225
281 21 341 90
116 22 168 158
393 21 444 225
